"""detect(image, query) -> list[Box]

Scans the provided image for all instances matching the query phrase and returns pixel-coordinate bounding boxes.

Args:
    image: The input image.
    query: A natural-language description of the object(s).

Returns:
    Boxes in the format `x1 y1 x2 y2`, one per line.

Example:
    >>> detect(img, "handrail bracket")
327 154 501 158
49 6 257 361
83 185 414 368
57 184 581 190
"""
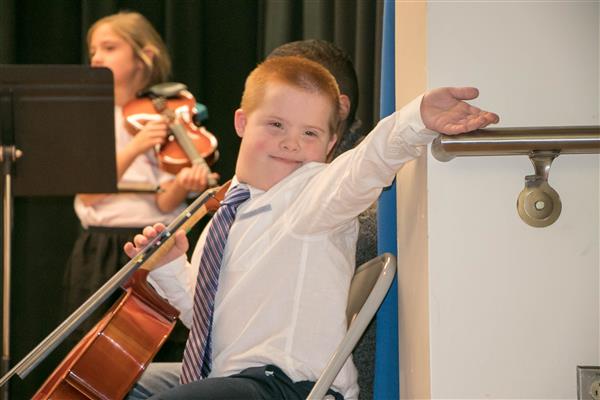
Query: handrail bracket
517 151 561 227
431 125 599 228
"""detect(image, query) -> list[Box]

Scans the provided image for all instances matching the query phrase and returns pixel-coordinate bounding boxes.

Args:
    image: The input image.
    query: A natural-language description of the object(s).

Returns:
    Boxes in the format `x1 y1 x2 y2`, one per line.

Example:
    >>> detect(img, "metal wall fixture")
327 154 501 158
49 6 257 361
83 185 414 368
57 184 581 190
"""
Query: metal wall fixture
431 126 600 227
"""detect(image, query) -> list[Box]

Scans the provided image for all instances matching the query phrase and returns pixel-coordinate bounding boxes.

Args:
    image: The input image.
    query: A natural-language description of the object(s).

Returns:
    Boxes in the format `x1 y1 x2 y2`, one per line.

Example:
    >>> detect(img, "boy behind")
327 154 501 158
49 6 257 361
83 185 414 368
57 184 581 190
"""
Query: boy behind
125 55 499 400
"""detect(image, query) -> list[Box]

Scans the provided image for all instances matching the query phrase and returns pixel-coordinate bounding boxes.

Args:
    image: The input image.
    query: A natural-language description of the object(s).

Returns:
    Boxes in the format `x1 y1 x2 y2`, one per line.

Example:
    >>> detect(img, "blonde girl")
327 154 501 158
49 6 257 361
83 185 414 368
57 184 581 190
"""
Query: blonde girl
63 11 215 350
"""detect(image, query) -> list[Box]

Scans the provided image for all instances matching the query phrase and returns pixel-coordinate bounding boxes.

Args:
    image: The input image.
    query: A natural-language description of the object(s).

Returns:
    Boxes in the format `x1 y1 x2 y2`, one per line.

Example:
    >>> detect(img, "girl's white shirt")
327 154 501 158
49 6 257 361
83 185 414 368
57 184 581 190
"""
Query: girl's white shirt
74 107 186 228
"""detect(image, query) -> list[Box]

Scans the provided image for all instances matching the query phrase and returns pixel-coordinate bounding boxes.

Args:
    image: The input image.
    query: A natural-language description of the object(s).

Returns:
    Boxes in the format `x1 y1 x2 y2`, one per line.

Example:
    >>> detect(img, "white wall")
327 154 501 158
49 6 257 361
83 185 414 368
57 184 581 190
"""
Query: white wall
424 2 599 399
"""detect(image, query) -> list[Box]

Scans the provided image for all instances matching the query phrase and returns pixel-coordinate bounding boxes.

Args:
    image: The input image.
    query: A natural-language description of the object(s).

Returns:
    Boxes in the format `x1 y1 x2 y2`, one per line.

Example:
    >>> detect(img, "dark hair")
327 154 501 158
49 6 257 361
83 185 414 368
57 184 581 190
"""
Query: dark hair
268 39 359 131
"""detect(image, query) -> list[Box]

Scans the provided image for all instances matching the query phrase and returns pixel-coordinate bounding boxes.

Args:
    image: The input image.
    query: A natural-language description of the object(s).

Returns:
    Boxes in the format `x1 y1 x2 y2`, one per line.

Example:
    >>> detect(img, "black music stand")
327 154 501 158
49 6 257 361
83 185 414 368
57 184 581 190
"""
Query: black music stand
0 65 116 399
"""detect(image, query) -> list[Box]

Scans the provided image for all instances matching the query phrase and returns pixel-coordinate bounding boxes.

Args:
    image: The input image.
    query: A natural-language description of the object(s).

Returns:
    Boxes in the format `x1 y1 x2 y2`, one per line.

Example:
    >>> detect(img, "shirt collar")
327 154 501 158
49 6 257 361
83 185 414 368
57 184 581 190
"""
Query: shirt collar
230 176 263 199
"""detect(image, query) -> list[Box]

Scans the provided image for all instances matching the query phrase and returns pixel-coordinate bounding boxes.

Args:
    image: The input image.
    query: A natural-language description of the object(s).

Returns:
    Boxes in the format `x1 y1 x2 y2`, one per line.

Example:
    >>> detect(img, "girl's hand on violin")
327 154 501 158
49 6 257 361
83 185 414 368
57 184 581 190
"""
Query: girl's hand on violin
116 120 169 182
129 119 169 154
123 223 189 267
174 164 220 192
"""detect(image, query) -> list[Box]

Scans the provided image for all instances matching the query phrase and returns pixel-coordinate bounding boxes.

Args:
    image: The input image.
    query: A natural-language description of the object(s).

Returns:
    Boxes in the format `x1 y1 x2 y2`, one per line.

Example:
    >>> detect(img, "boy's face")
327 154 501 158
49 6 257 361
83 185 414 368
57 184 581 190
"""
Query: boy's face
234 82 337 191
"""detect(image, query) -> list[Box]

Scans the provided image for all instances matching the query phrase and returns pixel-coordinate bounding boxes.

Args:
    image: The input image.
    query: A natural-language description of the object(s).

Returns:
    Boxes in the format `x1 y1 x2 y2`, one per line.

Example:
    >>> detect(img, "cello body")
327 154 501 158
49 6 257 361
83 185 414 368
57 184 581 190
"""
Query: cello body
33 270 179 400
29 184 229 399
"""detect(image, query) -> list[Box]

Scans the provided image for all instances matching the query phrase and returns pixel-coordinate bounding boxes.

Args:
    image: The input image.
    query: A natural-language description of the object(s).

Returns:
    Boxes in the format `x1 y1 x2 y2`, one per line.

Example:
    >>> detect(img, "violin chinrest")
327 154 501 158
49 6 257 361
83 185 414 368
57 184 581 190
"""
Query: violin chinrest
141 82 188 98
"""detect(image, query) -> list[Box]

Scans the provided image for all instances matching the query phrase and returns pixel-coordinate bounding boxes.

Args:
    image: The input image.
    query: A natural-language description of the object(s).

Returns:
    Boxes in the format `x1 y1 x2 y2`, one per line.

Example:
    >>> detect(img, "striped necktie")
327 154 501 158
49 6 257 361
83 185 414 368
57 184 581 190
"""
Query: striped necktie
180 185 250 383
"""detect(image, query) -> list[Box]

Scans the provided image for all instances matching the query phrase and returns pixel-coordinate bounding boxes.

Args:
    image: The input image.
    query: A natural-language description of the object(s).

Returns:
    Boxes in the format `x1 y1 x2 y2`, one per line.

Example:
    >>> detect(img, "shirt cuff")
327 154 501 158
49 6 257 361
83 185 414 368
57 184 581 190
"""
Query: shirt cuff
147 254 195 328
395 94 439 146
147 253 189 299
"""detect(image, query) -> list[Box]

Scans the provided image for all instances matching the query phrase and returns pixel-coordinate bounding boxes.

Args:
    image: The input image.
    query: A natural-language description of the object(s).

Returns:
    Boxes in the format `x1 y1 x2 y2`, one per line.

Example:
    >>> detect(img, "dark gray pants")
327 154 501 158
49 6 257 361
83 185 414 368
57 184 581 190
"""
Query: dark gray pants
145 364 343 400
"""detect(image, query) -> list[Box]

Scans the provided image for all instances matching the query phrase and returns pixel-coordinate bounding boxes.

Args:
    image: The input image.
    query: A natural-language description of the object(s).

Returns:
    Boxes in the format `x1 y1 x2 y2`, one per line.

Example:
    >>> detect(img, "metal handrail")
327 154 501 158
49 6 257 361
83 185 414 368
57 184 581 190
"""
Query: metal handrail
431 126 600 161
430 125 600 228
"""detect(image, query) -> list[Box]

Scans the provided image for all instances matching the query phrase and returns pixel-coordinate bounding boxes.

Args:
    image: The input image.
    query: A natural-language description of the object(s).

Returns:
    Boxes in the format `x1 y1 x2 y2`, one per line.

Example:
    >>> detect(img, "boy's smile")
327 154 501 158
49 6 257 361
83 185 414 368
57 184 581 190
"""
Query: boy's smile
234 82 337 191
269 156 302 165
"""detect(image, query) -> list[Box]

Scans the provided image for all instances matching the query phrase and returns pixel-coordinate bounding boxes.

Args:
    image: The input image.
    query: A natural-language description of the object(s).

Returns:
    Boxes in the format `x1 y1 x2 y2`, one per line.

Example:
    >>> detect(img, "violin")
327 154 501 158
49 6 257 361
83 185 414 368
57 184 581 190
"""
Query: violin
123 83 219 185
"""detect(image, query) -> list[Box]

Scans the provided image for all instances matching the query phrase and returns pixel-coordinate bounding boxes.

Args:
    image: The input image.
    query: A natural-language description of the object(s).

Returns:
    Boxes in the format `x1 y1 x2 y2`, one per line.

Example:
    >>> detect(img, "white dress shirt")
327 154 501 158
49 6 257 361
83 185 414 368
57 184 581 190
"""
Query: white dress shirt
74 107 185 228
148 95 437 399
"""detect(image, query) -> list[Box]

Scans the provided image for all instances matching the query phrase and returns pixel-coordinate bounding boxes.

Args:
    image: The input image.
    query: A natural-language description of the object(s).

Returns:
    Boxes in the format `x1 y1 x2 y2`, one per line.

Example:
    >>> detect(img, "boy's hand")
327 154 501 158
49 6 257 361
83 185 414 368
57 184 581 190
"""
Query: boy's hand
421 87 499 135
124 223 189 268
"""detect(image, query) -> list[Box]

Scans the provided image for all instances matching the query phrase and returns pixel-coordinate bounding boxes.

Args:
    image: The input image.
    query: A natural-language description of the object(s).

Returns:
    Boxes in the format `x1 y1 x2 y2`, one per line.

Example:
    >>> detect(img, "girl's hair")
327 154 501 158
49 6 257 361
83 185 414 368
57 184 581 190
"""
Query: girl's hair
87 11 171 88
241 56 341 136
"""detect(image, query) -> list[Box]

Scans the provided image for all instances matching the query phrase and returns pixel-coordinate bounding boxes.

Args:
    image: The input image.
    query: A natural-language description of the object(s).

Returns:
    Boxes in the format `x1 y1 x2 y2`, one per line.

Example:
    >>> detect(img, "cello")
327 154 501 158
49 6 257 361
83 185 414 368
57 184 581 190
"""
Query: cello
0 183 230 399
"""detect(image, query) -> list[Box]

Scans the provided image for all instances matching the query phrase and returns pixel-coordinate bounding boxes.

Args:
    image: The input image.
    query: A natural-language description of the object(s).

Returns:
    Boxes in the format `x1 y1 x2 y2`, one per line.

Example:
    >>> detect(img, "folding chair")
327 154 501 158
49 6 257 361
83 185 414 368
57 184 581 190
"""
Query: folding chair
307 253 397 399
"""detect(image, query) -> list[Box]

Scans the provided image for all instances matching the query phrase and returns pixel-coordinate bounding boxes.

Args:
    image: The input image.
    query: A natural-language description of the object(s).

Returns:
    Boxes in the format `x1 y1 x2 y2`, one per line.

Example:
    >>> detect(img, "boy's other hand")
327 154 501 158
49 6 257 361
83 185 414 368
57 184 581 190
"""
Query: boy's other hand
124 223 189 268
421 87 500 135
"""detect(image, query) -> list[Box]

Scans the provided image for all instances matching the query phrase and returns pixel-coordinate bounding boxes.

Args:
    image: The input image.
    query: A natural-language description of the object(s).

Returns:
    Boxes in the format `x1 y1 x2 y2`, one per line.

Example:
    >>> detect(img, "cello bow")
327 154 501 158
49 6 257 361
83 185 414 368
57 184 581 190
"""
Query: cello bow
0 182 230 396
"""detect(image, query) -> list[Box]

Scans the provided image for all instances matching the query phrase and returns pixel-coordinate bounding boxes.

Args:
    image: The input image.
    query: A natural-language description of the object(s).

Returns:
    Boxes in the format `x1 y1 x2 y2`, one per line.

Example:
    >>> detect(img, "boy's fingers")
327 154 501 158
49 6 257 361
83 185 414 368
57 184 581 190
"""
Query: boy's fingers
449 86 479 100
174 229 189 253
142 226 156 238
484 111 500 124
133 233 149 247
123 242 136 258
464 112 500 131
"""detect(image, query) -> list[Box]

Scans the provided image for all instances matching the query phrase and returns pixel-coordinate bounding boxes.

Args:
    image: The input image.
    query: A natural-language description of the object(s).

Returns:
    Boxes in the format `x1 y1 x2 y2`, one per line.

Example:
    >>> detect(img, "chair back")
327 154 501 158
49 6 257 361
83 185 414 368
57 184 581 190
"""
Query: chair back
346 253 395 328
307 253 397 399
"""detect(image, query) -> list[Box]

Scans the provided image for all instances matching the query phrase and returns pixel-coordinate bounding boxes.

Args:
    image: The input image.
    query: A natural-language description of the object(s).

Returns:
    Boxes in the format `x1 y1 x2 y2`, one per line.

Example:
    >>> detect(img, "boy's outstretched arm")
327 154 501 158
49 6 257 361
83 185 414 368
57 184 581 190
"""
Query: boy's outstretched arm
420 87 500 135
